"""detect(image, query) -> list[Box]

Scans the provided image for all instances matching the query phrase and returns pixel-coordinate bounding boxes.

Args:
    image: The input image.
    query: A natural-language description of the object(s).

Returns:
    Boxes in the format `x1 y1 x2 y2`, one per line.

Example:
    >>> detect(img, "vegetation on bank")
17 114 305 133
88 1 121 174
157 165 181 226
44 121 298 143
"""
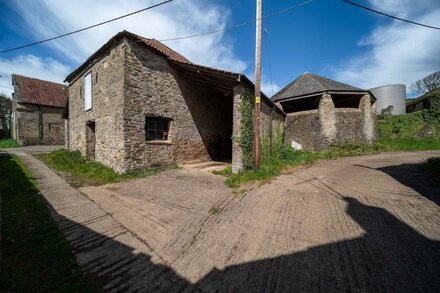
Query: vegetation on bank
0 154 95 292
0 138 19 148
217 100 440 188
423 157 440 177
36 149 177 187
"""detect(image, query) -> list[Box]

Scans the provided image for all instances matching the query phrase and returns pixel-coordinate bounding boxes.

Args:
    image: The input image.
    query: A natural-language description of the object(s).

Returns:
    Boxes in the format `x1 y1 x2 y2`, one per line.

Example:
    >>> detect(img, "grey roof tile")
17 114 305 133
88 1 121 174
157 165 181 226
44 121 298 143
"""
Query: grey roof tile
272 73 365 101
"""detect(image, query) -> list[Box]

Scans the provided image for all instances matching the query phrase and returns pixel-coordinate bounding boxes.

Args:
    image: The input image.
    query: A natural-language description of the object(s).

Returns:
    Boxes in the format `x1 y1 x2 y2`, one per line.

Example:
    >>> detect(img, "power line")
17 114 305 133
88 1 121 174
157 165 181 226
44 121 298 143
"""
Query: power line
0 0 175 54
159 0 313 42
342 0 440 30
0 84 13 90
263 28 274 96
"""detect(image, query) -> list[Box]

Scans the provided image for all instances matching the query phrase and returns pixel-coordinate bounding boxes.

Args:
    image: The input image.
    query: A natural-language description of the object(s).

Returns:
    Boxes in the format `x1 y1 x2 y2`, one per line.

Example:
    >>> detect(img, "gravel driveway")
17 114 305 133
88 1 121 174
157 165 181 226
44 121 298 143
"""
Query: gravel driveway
76 151 440 292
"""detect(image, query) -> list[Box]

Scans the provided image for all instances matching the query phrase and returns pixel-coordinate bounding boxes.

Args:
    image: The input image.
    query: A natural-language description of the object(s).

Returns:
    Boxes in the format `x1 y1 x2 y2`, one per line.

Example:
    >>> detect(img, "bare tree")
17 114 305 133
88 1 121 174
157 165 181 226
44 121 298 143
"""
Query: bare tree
411 71 440 94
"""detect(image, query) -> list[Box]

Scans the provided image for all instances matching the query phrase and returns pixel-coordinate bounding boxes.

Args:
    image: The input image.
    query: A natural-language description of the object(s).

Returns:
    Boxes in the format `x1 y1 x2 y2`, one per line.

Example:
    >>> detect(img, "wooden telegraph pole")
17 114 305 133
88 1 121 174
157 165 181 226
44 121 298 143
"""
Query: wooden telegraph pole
253 0 262 170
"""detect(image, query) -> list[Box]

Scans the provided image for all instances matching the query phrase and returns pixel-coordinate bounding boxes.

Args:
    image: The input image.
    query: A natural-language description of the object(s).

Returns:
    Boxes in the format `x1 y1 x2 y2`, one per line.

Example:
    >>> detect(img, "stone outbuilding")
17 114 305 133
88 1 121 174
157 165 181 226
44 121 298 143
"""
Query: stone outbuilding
64 31 284 173
273 73 376 150
11 74 68 146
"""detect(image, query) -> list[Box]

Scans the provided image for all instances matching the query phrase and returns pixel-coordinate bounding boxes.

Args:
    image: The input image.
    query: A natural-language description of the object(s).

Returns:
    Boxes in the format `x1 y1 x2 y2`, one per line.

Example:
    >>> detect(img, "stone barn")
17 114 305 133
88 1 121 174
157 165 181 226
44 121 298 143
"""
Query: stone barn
11 74 68 146
273 73 376 150
64 31 284 173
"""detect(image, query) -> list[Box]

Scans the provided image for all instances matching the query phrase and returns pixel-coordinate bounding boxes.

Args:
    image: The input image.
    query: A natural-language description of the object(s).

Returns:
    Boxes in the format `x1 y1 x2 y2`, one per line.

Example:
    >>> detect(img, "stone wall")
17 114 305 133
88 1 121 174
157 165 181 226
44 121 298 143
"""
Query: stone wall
122 40 234 172
68 36 285 173
13 102 65 146
231 84 285 173
284 94 376 150
68 37 238 173
68 40 126 172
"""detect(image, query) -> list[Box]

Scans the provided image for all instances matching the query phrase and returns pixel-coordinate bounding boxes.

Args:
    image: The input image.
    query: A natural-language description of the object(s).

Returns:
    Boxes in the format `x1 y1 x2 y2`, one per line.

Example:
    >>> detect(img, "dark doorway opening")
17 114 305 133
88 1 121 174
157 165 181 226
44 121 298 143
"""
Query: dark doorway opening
85 121 96 161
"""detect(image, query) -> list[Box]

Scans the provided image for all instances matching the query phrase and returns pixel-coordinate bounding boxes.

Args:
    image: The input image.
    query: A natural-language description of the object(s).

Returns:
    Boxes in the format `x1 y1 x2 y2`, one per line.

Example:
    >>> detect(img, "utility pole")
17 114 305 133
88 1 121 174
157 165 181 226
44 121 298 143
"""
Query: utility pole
253 0 262 170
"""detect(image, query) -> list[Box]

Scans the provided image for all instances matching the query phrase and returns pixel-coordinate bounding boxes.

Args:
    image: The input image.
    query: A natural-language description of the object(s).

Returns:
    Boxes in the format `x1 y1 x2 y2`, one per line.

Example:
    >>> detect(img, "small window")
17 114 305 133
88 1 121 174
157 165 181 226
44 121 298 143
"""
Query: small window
145 117 170 141
84 73 92 111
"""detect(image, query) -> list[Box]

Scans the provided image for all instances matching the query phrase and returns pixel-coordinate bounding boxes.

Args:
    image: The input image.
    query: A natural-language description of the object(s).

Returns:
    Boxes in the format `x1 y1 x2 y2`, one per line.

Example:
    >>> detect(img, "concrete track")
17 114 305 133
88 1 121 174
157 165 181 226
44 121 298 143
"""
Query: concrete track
10 150 440 292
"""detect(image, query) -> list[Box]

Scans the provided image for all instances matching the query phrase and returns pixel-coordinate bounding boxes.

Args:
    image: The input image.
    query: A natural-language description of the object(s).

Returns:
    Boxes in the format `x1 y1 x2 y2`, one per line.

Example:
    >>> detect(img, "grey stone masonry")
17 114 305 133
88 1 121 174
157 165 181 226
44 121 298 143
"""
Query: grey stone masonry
68 40 126 172
13 102 65 146
68 35 284 173
231 85 285 173
232 85 245 173
284 94 376 150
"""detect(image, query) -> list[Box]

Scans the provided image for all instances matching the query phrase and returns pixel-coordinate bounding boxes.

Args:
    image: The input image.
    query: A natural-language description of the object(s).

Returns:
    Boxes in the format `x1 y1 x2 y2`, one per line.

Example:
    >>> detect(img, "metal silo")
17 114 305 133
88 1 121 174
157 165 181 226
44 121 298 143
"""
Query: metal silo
369 84 406 115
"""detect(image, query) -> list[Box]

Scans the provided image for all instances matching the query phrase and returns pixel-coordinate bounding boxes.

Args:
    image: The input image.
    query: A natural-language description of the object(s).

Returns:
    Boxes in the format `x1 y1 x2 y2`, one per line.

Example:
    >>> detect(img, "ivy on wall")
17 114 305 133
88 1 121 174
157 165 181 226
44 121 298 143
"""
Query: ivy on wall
240 90 254 169
422 91 440 128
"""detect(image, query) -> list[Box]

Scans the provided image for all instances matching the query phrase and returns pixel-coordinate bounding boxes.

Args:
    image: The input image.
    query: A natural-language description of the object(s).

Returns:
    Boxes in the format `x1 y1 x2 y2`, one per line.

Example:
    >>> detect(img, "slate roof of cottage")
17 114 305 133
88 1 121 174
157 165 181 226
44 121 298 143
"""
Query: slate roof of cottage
272 73 367 102
12 74 68 108
65 30 191 82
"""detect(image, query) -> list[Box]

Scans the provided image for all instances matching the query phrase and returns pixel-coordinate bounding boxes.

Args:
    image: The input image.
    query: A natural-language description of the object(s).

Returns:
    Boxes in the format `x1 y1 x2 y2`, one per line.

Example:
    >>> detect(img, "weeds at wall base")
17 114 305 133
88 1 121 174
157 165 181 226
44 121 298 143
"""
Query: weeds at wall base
217 138 440 189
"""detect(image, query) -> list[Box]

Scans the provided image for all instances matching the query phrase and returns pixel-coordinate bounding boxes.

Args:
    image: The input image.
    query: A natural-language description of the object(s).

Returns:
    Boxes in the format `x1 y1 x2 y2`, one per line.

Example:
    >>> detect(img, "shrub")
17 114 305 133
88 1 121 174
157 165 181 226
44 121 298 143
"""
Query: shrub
422 91 440 128
423 157 440 176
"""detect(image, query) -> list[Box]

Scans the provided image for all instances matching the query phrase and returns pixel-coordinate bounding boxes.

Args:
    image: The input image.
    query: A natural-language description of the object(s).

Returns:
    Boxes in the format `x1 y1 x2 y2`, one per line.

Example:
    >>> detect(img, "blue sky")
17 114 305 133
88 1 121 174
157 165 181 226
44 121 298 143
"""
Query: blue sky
0 0 439 98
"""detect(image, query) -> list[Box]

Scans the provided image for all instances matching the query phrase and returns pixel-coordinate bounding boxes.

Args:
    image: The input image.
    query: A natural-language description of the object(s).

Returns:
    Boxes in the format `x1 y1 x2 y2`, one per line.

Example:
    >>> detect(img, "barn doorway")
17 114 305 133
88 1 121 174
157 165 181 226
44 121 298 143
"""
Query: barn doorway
86 121 96 161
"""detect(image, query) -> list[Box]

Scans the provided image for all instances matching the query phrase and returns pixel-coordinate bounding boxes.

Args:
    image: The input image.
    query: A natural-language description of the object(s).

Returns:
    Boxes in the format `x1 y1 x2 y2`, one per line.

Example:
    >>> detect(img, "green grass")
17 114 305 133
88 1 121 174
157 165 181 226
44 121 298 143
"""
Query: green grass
377 111 439 138
376 137 440 151
36 149 177 187
0 154 95 292
423 157 440 177
0 138 19 148
220 145 380 188
217 111 440 188
218 137 440 188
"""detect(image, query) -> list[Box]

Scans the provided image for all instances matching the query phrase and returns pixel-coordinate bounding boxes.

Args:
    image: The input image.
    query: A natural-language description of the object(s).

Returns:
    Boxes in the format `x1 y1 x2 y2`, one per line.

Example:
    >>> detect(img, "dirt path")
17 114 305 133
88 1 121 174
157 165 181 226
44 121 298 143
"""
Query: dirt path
9 149 440 292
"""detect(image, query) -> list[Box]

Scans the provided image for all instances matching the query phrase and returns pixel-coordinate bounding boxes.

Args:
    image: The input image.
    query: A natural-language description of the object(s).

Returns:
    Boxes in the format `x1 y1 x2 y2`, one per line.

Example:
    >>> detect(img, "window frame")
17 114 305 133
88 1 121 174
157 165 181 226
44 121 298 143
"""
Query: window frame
84 72 92 111
145 116 171 142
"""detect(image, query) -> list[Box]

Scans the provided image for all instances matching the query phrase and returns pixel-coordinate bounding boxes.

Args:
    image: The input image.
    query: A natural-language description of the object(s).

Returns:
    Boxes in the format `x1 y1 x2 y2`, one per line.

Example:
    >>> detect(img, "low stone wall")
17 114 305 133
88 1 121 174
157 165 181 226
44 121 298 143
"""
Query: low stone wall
284 94 376 150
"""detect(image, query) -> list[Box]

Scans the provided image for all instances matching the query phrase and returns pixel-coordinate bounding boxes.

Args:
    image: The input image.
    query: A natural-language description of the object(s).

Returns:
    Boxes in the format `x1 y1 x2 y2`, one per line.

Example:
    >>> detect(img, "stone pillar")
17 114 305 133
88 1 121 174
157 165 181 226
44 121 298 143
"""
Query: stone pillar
64 119 69 149
319 94 336 144
359 94 375 143
232 85 245 173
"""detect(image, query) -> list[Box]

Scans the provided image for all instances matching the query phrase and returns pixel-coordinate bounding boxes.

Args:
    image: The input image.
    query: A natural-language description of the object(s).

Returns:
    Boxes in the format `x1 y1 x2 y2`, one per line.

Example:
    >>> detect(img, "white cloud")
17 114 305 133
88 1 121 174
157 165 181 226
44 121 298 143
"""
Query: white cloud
261 81 281 98
245 71 281 98
333 0 440 95
0 55 70 96
7 0 246 73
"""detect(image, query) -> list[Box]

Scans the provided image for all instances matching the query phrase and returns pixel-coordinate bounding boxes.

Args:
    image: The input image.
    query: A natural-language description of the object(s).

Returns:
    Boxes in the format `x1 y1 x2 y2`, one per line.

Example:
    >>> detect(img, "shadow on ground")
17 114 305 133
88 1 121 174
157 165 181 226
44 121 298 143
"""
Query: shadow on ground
356 162 440 206
378 163 440 206
3 154 440 292
49 195 440 292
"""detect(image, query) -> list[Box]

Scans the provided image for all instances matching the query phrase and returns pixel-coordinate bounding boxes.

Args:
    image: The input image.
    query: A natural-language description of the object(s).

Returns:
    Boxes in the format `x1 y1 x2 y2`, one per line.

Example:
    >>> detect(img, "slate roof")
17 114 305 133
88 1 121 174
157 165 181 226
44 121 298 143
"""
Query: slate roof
65 30 191 82
272 73 366 101
12 74 68 108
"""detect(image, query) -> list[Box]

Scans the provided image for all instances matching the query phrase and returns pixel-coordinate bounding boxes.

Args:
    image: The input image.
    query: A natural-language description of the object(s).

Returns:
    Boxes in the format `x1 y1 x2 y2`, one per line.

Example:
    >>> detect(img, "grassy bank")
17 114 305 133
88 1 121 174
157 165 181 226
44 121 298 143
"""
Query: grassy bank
0 138 19 148
218 108 440 188
36 149 177 187
219 137 440 188
0 154 94 292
